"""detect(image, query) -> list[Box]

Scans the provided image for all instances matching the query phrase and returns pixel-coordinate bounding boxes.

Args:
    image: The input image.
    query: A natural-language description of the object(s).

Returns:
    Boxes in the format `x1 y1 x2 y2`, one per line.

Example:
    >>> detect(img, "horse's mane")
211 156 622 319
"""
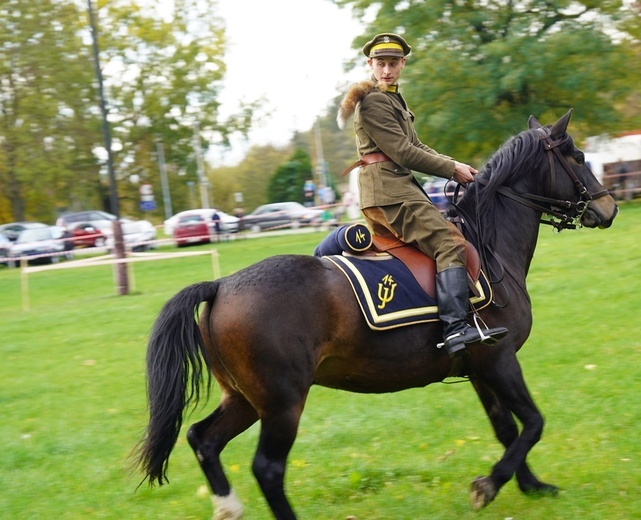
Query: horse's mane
451 125 574 243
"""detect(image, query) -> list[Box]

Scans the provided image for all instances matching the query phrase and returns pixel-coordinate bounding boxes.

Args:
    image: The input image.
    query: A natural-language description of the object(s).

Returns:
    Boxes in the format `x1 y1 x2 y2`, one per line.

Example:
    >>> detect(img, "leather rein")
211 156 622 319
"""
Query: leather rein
447 128 610 306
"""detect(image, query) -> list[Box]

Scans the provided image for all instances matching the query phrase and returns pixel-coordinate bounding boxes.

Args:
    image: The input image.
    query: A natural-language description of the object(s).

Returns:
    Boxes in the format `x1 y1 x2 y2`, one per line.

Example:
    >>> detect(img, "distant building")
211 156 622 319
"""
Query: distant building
584 130 641 182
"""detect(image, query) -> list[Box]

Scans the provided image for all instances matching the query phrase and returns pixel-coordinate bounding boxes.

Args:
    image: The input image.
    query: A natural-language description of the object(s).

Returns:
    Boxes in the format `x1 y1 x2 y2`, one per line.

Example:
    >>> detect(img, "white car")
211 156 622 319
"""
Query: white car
164 209 240 236
6 225 67 266
105 219 158 251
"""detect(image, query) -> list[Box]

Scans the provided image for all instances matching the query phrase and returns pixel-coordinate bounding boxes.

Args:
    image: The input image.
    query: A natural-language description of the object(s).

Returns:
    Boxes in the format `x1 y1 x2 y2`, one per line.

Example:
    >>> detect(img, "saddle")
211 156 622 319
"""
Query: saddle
315 223 481 300
370 234 481 299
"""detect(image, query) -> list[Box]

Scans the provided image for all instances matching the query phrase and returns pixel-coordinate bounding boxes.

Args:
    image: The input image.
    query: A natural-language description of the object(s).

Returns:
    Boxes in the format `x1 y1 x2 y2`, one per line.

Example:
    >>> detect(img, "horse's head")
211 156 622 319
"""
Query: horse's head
527 109 618 230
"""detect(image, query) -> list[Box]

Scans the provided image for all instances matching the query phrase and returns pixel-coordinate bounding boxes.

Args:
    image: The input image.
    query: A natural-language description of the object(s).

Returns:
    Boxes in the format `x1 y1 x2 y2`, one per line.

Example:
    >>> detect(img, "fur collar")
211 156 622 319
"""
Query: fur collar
337 79 389 130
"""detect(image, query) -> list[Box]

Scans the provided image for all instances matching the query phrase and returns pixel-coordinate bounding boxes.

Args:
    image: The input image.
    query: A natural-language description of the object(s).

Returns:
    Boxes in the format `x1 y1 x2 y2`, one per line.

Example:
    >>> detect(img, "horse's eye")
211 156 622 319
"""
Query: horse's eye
575 153 585 165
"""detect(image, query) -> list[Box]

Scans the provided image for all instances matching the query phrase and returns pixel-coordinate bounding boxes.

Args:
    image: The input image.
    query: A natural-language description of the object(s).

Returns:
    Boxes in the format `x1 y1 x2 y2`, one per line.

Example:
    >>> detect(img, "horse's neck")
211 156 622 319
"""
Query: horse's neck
466 206 541 287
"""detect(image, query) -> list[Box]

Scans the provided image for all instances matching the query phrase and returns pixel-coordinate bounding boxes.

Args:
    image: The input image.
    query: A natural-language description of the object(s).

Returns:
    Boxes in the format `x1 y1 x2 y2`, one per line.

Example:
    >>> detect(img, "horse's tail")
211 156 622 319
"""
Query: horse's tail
133 280 218 486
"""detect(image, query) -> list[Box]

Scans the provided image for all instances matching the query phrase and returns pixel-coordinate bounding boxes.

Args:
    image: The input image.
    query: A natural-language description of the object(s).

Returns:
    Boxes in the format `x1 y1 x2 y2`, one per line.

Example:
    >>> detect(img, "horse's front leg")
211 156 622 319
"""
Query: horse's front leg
470 355 559 508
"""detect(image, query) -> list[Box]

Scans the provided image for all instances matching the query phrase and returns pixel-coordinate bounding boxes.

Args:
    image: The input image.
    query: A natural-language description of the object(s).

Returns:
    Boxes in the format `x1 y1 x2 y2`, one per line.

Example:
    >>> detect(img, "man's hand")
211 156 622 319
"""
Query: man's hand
453 161 478 183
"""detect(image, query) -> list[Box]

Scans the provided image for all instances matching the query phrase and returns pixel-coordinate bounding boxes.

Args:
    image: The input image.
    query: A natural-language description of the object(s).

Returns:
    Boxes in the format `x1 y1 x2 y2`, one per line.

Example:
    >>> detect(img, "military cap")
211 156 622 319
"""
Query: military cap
362 33 411 58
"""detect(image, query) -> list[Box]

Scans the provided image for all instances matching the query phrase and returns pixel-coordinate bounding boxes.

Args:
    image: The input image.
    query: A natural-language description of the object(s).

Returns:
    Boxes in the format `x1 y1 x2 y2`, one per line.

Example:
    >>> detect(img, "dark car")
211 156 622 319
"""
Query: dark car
55 210 117 228
243 202 323 233
173 214 211 247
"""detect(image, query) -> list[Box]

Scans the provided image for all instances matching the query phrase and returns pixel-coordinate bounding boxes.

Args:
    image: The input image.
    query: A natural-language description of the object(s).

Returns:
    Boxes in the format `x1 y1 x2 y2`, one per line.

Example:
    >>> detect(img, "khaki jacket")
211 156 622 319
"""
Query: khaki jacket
338 80 455 209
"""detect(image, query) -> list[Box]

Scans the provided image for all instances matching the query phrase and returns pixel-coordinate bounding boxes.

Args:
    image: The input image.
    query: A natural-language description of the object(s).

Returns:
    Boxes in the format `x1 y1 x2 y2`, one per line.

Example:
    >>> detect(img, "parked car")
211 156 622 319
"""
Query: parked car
68 221 108 248
0 233 10 264
423 177 457 213
57 211 157 251
163 209 240 236
105 219 157 252
6 225 67 266
55 210 118 229
0 221 48 242
173 214 211 247
243 202 323 232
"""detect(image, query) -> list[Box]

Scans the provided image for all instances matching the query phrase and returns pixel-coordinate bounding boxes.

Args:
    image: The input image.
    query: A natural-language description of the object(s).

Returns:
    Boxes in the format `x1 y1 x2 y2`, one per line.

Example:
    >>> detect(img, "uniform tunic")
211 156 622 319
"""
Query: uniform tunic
349 81 467 271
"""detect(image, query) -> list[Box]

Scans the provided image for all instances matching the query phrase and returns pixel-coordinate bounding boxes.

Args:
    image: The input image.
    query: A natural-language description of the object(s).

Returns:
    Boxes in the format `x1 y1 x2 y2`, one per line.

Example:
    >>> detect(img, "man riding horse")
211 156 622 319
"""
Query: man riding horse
337 32 507 357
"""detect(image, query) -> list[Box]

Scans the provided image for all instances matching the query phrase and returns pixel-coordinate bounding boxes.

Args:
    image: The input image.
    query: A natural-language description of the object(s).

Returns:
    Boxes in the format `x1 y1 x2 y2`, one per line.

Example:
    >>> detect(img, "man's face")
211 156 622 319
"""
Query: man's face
368 56 406 85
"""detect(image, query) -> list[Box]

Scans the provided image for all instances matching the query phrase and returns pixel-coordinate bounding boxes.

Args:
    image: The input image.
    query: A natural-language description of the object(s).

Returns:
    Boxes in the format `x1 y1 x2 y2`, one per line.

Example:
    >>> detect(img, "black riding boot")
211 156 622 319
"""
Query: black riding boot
436 266 508 358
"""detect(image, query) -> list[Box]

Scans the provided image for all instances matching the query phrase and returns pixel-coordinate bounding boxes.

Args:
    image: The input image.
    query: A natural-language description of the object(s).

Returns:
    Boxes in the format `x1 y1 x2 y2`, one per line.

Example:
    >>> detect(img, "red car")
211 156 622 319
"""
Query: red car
173 214 211 247
69 222 108 247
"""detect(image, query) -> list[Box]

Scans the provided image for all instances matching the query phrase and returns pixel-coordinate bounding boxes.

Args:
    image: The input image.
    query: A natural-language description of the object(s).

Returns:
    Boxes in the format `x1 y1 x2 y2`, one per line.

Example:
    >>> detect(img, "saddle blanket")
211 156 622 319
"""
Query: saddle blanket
325 253 492 331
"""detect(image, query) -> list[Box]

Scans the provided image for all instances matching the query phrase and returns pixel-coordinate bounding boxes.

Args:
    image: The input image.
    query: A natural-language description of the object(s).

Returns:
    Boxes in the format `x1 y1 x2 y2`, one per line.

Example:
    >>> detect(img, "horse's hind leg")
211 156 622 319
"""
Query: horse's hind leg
470 360 559 508
187 392 258 520
252 406 306 520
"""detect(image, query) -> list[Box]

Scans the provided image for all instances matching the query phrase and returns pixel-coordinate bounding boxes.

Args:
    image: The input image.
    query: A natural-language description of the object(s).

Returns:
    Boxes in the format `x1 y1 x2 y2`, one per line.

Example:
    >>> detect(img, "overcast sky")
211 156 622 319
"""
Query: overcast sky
212 0 366 165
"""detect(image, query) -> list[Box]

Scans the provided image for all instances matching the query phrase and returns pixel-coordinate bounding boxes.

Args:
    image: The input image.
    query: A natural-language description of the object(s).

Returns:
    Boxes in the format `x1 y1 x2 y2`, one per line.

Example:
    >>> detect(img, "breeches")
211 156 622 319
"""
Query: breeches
362 201 467 272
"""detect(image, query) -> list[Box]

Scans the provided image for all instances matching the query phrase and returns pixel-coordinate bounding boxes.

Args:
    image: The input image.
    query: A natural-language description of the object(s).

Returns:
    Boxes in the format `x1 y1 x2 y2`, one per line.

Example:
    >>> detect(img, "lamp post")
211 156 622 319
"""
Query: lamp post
87 0 128 295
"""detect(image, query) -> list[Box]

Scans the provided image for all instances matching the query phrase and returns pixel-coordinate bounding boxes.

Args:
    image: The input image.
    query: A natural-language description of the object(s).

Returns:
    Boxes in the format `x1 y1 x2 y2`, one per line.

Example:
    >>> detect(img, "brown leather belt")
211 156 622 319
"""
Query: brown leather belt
340 152 392 177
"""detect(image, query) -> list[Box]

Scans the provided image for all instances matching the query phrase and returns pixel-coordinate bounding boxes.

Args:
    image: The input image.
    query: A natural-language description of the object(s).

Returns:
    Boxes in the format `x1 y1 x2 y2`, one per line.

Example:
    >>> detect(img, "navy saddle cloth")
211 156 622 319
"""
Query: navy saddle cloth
315 224 492 331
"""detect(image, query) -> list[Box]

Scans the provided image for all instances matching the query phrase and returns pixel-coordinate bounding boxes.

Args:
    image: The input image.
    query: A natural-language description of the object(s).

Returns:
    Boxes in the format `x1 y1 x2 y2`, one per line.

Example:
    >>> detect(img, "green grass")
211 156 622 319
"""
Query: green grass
1 204 640 520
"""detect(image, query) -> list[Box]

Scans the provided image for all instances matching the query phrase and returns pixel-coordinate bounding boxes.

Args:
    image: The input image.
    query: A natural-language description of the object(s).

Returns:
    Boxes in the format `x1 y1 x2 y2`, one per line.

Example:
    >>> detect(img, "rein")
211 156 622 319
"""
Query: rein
447 184 513 307
447 126 609 304
496 128 608 231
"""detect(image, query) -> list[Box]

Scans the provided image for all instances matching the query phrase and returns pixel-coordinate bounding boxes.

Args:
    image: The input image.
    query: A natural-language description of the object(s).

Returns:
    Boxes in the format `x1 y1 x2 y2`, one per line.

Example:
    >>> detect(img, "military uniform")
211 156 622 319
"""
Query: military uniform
351 80 467 272
337 33 507 358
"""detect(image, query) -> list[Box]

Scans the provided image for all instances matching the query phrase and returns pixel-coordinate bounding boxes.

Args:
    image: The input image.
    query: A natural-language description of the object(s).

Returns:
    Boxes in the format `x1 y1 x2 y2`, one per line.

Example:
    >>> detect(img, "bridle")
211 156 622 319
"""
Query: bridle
448 126 611 306
481 127 610 231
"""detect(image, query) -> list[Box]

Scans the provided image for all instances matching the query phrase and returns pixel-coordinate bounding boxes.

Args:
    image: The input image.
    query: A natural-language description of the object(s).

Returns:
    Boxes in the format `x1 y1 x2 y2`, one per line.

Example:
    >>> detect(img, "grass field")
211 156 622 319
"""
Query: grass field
1 203 640 519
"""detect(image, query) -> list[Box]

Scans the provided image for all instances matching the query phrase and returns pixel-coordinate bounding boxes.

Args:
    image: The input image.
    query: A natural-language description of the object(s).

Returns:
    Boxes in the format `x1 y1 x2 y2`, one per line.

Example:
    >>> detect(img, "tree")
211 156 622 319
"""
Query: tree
0 0 259 223
334 0 641 163
87 0 257 219
208 143 295 214
267 148 313 203
0 0 100 222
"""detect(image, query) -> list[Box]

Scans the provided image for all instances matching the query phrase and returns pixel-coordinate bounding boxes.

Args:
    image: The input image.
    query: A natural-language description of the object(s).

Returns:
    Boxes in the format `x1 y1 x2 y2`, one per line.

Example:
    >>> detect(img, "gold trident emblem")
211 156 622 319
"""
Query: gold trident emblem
377 274 397 310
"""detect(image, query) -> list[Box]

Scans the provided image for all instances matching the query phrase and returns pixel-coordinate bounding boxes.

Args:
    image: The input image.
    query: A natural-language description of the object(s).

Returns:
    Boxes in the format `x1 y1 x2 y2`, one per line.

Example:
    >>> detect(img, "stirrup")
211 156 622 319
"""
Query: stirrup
472 314 508 346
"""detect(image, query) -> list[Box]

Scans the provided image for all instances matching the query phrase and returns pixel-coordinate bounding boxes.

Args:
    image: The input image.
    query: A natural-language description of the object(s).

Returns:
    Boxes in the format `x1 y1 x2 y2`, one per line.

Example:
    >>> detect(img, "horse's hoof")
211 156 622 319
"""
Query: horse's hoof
212 490 244 520
470 476 497 510
521 482 560 497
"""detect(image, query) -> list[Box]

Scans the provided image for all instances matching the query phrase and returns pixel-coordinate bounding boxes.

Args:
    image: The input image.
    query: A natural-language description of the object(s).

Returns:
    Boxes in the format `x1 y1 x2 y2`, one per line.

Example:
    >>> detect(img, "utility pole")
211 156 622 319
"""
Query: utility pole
193 121 210 209
156 141 173 220
87 0 128 295
314 118 328 184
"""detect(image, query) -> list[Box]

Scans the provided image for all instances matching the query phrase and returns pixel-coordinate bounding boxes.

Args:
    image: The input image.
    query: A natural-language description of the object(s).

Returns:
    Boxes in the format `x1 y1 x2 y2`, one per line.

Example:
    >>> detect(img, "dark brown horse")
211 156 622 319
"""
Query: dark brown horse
135 110 618 519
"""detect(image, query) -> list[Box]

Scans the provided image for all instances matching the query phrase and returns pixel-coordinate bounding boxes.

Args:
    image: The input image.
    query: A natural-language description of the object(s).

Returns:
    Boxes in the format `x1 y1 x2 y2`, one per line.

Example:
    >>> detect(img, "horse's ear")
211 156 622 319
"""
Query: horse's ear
528 115 543 129
550 108 574 138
